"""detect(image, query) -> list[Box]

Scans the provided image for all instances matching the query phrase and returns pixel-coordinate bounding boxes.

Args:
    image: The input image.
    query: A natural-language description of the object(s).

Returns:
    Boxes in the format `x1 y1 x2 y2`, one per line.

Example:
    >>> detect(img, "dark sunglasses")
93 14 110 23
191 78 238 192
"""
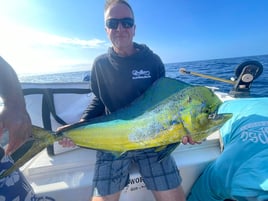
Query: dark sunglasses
105 18 134 29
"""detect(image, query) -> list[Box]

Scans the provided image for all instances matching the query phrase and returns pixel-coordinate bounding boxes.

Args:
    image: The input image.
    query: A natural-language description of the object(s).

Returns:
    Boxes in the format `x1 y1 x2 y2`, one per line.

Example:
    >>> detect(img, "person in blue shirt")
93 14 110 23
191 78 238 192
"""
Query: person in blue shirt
187 98 268 201
0 56 36 200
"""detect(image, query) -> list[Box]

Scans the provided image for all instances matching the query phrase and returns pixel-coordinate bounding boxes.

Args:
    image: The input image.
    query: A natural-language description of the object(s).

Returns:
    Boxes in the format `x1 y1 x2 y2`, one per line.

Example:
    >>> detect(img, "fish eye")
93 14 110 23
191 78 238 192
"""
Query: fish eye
204 109 210 114
201 105 210 114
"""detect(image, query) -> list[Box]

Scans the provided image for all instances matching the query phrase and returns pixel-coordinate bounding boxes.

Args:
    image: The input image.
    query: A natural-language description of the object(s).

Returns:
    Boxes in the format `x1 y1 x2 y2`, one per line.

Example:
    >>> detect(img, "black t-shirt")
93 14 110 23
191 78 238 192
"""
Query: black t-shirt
81 42 165 120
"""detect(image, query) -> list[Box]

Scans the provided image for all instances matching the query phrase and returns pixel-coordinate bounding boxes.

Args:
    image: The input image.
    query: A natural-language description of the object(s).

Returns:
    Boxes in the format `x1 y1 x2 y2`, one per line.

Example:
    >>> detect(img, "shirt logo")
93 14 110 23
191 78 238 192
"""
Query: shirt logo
132 70 151 79
240 121 268 144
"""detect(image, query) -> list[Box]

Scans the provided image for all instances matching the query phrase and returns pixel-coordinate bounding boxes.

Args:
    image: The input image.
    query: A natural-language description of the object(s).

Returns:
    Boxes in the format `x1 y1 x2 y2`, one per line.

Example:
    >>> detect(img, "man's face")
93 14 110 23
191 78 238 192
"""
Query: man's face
104 3 135 53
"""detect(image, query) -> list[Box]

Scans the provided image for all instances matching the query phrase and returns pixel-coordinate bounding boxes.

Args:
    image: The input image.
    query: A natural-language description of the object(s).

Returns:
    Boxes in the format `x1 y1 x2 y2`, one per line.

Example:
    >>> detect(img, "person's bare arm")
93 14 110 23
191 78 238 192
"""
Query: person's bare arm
0 56 32 154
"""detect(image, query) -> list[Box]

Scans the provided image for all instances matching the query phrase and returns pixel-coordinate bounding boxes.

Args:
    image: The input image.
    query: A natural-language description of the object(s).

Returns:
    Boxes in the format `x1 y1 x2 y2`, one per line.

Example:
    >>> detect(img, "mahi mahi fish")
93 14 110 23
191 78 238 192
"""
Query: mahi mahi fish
0 77 232 178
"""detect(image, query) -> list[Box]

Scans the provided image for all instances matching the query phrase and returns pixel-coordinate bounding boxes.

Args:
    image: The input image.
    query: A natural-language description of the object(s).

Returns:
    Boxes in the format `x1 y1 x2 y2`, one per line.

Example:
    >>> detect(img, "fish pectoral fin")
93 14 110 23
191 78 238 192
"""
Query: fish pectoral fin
156 143 180 162
154 145 168 152
109 151 127 158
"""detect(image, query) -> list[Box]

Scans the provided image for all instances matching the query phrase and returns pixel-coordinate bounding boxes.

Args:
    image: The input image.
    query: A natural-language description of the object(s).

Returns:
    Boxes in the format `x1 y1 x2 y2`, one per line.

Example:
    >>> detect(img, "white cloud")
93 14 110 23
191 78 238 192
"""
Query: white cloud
0 18 107 74
0 18 105 49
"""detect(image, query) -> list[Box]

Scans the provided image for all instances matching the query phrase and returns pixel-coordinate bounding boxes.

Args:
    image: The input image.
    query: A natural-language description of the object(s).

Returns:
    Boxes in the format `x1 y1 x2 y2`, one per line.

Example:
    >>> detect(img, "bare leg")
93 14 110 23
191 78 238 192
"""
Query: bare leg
91 191 121 201
152 186 186 201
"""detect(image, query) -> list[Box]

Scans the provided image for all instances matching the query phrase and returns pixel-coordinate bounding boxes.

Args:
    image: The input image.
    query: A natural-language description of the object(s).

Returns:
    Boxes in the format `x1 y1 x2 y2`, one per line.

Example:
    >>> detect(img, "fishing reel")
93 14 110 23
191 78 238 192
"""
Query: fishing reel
180 60 263 98
229 60 263 97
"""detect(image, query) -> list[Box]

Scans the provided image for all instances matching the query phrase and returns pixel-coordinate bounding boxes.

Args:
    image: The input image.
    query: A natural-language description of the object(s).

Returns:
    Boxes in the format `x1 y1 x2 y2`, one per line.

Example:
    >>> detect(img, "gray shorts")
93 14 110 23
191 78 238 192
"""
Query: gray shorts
92 147 182 196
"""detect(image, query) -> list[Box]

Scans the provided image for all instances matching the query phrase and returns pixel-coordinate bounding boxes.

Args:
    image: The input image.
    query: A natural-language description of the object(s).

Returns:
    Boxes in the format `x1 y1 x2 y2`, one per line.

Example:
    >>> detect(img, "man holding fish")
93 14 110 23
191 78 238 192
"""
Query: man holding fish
59 0 195 200
0 1 231 201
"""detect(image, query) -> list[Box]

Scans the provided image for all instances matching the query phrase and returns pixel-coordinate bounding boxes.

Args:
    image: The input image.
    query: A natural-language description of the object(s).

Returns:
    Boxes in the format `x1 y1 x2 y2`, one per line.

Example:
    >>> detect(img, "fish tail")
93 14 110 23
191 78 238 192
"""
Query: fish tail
0 126 56 178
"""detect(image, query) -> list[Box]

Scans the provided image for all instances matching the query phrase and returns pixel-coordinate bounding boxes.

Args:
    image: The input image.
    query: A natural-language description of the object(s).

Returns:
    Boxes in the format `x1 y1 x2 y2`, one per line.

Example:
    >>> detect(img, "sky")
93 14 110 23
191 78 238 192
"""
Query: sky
0 0 268 75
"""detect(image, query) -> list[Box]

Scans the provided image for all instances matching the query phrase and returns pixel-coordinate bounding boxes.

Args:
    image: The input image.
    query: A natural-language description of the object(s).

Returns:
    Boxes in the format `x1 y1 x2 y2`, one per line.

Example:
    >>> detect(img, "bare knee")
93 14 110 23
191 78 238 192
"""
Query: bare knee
90 191 121 201
152 185 186 201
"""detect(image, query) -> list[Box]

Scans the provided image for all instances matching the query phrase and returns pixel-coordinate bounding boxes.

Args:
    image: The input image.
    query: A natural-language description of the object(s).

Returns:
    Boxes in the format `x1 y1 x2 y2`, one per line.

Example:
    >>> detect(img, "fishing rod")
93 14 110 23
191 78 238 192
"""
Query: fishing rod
179 60 264 98
179 68 235 85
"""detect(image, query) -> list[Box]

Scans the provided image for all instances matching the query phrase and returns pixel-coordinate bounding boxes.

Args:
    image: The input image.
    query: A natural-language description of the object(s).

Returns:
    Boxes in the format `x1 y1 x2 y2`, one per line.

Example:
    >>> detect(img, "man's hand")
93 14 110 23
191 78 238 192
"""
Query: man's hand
182 135 201 145
0 107 32 155
57 125 76 148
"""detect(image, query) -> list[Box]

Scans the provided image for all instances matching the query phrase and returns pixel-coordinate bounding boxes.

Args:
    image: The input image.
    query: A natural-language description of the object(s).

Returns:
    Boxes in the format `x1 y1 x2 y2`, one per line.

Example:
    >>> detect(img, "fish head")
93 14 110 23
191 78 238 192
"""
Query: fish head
178 86 232 141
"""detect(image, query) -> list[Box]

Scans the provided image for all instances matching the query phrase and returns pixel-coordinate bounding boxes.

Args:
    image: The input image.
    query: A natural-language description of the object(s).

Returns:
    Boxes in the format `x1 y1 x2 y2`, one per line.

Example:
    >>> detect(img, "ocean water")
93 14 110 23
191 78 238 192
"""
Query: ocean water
19 54 268 97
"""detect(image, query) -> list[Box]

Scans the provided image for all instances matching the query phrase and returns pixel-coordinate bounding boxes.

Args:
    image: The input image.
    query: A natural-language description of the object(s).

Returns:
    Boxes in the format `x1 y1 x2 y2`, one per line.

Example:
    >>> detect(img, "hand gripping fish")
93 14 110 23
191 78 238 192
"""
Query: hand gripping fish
0 77 232 178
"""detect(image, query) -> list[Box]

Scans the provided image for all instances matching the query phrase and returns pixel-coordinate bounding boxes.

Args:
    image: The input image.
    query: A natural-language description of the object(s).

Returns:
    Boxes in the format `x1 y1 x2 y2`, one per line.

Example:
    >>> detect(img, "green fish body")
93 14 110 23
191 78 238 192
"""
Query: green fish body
63 85 228 152
1 77 232 178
